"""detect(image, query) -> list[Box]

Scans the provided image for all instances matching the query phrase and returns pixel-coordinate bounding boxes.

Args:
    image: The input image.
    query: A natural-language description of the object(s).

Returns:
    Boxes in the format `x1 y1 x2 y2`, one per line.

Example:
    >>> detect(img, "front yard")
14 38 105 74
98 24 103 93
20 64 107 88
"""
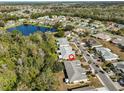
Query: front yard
88 75 104 88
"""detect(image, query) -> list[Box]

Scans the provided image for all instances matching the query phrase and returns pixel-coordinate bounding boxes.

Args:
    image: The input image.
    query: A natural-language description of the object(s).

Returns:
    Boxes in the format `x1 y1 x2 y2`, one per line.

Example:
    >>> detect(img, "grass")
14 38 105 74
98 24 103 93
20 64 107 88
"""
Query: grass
70 43 78 51
81 63 90 70
89 76 103 88
55 72 67 91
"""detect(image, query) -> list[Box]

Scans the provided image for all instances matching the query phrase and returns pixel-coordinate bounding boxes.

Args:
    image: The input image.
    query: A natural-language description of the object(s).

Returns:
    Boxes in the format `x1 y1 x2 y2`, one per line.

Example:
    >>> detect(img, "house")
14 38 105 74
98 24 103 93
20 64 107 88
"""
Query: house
113 61 124 73
95 47 119 61
112 62 124 86
57 38 75 60
111 36 124 48
57 38 69 47
116 24 124 29
86 39 102 49
5 20 16 27
92 33 112 41
64 60 88 84
58 46 75 59
64 31 71 37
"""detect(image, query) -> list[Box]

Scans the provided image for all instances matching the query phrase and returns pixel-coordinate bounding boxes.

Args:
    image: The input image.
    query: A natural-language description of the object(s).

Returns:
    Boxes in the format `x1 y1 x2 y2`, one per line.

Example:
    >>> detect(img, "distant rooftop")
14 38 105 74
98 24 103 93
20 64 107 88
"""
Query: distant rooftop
57 38 69 46
112 36 124 47
93 33 111 41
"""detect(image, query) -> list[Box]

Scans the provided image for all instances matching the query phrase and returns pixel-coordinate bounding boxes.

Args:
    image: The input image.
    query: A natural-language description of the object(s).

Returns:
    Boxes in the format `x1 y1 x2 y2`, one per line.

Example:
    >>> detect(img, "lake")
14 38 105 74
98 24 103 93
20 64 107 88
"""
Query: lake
7 24 56 36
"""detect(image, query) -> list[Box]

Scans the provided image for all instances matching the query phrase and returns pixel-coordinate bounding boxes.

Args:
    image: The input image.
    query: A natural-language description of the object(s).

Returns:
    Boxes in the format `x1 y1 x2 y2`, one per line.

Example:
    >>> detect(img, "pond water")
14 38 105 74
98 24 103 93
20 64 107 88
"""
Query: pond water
7 24 56 36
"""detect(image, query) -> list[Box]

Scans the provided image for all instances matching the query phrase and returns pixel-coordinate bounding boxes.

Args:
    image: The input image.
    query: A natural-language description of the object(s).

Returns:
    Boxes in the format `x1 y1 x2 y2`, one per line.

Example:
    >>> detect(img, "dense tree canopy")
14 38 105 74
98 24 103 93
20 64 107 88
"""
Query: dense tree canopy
0 30 59 90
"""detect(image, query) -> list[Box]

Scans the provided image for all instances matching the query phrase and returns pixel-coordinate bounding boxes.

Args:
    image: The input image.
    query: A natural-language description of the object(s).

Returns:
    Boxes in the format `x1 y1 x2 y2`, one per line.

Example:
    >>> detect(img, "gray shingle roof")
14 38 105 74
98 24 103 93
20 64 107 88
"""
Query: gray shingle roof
57 38 69 46
64 60 87 83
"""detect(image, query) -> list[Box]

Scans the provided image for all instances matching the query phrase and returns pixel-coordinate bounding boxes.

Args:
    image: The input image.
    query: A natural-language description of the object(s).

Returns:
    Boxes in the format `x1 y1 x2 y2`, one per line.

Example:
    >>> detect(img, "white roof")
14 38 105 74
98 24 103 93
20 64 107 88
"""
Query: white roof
59 46 75 59
95 47 119 61
112 36 124 46
57 38 69 46
93 33 111 41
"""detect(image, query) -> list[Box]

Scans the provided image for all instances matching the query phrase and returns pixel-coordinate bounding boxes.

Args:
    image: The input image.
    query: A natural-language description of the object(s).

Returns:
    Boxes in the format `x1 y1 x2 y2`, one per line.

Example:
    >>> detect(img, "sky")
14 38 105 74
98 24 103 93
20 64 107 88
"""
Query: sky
0 0 123 2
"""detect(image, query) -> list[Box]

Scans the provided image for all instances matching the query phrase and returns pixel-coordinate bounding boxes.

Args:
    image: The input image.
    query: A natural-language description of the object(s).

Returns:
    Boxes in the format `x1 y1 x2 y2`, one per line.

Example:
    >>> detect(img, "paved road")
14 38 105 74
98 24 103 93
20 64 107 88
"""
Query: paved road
74 38 118 91
90 62 117 91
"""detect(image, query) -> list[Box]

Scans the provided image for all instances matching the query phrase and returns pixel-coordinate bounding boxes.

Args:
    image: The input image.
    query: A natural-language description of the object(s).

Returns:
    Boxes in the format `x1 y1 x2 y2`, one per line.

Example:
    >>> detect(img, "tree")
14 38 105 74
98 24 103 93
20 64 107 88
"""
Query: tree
23 10 30 14
0 69 17 90
54 30 64 37
31 68 59 91
0 21 58 91
52 62 64 73
53 22 61 29
0 20 5 27
64 25 74 31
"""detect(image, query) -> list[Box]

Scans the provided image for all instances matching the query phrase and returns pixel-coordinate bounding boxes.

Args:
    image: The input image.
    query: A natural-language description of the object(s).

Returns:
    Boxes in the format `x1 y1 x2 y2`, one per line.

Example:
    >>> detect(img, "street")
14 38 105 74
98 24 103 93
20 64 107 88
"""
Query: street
74 38 118 91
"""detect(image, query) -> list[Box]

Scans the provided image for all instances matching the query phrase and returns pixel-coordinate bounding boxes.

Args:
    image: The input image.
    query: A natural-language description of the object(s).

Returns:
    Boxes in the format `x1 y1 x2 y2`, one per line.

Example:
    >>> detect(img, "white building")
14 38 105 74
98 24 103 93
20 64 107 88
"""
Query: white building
93 33 112 41
57 38 75 60
112 36 124 48
64 60 88 84
95 47 119 61
57 38 69 47
58 46 75 59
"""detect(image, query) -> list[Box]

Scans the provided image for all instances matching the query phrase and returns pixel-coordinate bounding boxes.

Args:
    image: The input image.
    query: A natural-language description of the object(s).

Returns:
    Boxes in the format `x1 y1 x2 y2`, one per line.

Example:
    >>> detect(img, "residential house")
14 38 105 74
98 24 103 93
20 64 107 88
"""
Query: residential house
113 61 124 73
113 62 124 86
64 31 71 37
58 46 75 59
57 38 75 60
57 38 69 47
64 60 88 84
111 36 124 48
86 39 102 49
95 47 119 61
92 33 112 41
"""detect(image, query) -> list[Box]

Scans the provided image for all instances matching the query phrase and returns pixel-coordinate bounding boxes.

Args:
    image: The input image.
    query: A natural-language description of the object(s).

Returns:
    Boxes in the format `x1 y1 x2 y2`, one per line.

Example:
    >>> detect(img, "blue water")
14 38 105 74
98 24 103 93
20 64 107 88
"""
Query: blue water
7 24 56 36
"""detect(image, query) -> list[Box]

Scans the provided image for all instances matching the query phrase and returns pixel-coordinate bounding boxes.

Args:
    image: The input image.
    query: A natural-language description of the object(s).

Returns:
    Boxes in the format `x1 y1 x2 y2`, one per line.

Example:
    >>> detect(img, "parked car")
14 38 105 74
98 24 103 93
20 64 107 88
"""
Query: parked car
95 70 98 74
97 59 101 62
87 54 90 56
95 64 99 68
99 70 105 74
